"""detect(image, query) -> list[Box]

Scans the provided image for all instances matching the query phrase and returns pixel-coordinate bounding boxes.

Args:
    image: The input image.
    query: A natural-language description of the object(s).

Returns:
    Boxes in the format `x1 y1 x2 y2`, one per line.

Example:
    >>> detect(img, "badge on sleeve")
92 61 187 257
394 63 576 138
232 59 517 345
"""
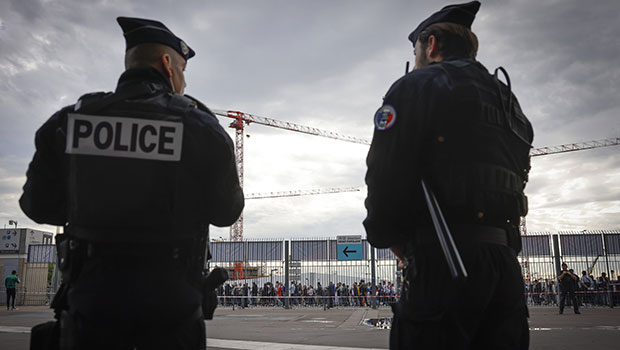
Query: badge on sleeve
374 105 397 131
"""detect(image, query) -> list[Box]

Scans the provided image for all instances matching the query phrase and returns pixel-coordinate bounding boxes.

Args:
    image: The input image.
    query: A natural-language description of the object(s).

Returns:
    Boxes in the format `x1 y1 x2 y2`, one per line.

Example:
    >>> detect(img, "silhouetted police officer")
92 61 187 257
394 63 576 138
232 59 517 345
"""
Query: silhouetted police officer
21 17 243 349
364 2 533 349
558 263 580 314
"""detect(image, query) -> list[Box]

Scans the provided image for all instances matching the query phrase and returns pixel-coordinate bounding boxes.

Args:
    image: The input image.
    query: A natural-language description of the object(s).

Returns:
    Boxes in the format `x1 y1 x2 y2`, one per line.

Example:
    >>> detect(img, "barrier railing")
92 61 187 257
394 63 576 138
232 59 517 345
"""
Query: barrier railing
3 231 620 307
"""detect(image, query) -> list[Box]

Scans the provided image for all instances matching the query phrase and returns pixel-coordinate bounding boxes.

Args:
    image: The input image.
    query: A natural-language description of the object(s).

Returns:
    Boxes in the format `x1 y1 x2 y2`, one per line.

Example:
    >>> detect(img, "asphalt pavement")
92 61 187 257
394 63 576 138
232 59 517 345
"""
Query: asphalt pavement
1 305 619 349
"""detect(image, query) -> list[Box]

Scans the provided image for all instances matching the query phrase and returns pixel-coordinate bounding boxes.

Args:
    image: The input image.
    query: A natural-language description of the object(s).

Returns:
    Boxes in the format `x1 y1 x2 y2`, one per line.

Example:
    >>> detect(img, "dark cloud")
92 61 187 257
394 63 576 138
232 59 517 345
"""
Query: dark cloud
479 0 620 145
8 0 43 21
1 0 618 235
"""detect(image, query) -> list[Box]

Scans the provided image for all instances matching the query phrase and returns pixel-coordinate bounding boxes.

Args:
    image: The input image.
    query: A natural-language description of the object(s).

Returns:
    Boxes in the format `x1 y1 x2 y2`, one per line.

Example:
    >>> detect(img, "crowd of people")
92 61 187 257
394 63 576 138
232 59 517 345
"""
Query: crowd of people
214 270 620 309
525 269 619 307
216 280 399 308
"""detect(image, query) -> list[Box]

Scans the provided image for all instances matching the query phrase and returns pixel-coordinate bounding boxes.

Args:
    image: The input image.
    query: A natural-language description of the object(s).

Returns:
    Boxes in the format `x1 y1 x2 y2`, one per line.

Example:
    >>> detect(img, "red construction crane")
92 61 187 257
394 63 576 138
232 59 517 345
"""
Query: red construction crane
212 109 370 241
213 109 620 241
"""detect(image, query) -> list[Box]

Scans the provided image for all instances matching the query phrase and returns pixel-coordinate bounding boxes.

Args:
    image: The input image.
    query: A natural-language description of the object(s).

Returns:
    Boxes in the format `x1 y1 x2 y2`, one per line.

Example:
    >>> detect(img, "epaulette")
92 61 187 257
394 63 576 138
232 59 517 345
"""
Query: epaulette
167 93 198 114
184 94 215 115
74 92 112 112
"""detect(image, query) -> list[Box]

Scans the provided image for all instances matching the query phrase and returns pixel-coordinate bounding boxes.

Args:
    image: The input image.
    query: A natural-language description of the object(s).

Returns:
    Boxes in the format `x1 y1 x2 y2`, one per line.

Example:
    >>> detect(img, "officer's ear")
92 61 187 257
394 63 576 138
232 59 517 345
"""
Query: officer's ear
426 35 440 60
160 54 173 78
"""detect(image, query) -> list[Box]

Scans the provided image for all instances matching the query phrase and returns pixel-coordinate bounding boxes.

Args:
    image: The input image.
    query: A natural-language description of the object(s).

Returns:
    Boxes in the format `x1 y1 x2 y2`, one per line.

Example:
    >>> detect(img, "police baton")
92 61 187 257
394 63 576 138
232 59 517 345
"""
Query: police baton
421 179 468 279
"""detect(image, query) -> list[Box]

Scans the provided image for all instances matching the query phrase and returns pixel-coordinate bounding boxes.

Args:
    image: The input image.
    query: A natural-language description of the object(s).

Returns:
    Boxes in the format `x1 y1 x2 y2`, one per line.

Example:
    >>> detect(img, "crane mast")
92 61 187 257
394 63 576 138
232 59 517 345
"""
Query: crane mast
228 116 245 242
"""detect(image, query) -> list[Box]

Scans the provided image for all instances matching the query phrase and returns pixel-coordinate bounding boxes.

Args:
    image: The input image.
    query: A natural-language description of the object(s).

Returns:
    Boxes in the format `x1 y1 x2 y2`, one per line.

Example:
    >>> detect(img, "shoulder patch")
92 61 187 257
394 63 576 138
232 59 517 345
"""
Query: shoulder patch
374 105 397 131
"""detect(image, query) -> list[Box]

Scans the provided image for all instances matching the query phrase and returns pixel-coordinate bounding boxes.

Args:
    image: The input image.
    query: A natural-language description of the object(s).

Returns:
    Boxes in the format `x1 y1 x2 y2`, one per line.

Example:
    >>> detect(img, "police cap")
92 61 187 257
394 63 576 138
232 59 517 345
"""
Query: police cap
408 1 481 45
117 17 195 61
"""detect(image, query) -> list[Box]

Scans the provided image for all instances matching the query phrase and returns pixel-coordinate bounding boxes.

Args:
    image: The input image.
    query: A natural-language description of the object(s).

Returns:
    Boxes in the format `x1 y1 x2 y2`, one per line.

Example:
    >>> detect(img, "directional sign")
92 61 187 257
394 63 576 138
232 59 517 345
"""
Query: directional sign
337 235 363 261
0 229 21 254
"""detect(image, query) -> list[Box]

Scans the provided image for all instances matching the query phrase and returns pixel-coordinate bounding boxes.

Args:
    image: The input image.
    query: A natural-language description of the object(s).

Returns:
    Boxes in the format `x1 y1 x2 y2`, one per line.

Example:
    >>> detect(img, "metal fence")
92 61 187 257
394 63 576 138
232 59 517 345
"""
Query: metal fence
519 230 620 307
208 238 396 288
2 230 620 307
0 244 60 307
519 230 620 281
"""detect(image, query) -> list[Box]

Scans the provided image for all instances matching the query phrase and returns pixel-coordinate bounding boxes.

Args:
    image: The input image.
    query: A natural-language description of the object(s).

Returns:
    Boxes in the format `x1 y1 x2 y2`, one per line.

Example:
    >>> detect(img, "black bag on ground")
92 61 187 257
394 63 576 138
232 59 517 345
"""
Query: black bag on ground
30 321 59 350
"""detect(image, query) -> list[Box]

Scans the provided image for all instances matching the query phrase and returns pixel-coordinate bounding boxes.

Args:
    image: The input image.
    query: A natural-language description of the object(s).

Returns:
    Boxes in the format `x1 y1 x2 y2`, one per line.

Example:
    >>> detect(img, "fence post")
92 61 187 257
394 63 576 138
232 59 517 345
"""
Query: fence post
552 234 561 275
327 239 331 310
285 240 290 309
602 232 614 308
370 245 377 309
51 260 60 303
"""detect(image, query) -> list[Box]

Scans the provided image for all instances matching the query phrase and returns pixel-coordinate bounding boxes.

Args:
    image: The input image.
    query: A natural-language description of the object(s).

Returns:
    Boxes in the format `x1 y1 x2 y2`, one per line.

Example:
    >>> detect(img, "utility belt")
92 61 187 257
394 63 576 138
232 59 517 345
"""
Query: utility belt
65 226 201 247
57 233 206 280
54 232 208 313
408 224 508 252
63 236 200 260
443 224 508 246
401 224 509 290
31 231 220 350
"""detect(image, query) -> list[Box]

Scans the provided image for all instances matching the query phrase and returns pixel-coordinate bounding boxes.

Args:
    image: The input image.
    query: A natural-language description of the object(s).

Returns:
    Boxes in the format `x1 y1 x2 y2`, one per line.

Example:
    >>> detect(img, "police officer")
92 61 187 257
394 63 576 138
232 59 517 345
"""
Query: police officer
20 17 244 349
557 263 580 314
364 2 532 349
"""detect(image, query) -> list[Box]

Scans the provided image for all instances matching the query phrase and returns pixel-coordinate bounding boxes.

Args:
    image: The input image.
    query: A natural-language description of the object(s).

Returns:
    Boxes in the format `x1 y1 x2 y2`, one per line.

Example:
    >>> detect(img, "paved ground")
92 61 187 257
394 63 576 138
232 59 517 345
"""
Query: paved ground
0 305 619 349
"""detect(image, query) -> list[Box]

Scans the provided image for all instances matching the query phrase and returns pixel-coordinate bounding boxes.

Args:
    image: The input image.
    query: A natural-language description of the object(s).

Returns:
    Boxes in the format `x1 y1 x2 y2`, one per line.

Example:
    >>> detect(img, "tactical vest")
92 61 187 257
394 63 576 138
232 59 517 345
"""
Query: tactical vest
422 60 533 251
64 83 204 242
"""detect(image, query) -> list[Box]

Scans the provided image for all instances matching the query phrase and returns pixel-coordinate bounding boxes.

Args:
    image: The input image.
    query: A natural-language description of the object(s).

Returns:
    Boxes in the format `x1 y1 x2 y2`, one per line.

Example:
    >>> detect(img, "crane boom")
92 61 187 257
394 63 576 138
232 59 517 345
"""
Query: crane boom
246 187 361 200
530 137 620 157
215 109 619 156
212 109 370 145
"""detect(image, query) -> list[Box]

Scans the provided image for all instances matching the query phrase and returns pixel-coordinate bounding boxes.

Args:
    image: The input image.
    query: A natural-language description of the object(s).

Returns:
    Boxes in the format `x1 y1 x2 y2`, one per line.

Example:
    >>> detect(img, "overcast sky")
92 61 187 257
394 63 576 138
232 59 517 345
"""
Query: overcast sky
1 0 619 240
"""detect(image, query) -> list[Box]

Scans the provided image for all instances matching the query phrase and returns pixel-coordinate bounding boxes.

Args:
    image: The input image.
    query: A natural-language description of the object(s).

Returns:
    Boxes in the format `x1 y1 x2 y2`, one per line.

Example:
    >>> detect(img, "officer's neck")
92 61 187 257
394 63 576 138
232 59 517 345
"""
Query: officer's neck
117 66 173 92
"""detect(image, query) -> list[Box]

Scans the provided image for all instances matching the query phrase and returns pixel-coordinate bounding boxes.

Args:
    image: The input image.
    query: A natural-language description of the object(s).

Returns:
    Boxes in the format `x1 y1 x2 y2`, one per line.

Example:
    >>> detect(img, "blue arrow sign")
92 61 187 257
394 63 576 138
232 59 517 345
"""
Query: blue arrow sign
337 243 362 260
336 235 363 260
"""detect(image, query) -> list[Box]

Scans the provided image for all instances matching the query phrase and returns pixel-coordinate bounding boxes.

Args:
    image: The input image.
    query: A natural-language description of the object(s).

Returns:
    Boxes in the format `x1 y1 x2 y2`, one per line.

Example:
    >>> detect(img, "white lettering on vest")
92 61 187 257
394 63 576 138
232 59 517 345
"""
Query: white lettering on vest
66 113 183 161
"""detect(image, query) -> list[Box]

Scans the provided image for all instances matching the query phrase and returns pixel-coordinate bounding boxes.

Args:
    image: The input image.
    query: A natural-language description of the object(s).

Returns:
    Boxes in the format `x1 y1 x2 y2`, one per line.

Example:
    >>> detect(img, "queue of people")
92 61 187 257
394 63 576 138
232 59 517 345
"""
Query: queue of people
214 270 618 310
216 280 398 307
525 268 618 308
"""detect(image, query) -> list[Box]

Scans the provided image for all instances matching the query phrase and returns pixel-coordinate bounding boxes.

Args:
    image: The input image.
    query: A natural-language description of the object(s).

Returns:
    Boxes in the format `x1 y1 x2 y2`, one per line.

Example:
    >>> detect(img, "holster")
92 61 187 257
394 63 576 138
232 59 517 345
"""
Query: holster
401 254 417 303
202 288 218 320
59 311 77 350
31 234 81 350
56 233 86 285
201 267 228 320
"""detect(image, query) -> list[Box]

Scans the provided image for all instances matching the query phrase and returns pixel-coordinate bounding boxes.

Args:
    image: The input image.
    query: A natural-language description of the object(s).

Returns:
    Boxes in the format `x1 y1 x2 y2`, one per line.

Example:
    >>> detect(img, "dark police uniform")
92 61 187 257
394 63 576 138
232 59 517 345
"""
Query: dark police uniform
558 267 580 314
21 17 243 350
364 2 533 349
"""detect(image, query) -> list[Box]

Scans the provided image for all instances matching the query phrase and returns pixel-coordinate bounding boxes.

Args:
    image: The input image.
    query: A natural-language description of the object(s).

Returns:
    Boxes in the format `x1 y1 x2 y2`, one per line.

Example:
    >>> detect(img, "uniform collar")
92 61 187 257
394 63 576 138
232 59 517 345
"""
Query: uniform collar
430 56 472 64
430 57 486 70
115 66 173 94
